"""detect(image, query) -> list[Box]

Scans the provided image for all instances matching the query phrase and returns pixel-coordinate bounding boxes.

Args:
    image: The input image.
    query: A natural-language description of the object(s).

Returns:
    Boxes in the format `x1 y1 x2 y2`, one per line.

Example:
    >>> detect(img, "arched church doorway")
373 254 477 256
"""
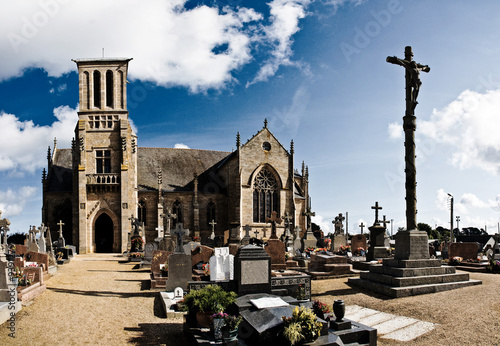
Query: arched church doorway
95 213 114 253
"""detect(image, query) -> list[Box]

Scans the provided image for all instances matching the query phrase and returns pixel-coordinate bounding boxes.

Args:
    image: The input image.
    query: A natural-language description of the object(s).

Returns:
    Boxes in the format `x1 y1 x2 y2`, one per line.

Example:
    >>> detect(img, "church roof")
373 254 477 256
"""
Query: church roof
47 148 73 192
137 147 231 192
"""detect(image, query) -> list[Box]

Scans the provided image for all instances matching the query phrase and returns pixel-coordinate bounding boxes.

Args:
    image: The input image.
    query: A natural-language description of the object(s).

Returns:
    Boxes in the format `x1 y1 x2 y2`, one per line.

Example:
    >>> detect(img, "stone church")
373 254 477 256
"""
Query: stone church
42 58 310 254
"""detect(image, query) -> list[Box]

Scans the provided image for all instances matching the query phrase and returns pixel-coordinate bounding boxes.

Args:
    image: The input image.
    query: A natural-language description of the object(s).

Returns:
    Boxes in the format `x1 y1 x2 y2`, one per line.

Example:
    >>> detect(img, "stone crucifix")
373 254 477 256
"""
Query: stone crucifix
283 212 293 235
387 46 430 232
173 223 188 254
57 220 64 238
266 211 282 240
371 202 382 226
209 219 216 240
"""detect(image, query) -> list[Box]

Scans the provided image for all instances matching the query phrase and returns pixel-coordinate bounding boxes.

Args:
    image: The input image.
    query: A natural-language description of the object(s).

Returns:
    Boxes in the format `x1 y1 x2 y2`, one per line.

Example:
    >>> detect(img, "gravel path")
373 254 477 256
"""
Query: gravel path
1 255 499 345
0 254 187 345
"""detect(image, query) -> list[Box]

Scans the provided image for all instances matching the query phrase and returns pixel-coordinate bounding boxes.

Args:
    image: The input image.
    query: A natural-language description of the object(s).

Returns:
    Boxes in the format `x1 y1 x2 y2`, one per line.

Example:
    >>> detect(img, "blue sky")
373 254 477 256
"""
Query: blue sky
1 0 500 235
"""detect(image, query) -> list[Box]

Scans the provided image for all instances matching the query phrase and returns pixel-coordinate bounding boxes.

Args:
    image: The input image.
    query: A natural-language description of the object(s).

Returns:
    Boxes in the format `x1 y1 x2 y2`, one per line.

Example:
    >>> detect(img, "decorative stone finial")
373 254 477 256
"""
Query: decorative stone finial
264 118 268 128
290 139 294 155
236 132 241 148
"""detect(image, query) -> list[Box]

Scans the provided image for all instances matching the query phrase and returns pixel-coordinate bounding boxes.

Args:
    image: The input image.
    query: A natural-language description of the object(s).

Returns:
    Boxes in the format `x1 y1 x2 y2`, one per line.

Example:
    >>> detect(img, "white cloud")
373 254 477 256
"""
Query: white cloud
249 0 311 85
174 143 190 149
387 121 402 139
435 188 452 211
420 89 500 175
0 0 315 92
0 186 38 218
312 214 333 234
0 105 77 174
269 84 310 135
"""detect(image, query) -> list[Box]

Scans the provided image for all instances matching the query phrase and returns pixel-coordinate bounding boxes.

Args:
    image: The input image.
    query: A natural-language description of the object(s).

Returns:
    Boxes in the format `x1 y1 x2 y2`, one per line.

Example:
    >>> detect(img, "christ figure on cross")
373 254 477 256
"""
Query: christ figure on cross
266 211 282 239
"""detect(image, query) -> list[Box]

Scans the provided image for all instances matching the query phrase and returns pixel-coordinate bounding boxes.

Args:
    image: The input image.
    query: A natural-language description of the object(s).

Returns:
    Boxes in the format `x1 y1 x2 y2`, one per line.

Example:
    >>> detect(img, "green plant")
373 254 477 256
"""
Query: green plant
183 284 237 313
295 285 307 300
282 306 322 345
13 267 23 280
222 314 242 331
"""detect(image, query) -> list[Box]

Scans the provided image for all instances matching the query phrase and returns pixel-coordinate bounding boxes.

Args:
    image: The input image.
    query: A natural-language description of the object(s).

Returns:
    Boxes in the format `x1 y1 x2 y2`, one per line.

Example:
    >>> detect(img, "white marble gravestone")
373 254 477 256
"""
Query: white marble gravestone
209 247 234 281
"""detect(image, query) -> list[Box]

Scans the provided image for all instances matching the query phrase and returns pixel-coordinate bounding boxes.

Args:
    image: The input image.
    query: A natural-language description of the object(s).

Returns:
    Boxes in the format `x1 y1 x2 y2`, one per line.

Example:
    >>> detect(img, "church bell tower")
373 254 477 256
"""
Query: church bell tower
71 58 137 254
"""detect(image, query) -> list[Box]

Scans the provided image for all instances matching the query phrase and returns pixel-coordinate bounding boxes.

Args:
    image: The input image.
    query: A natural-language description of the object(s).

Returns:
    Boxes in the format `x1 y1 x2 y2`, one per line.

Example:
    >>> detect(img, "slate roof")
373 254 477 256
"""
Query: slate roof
137 147 231 192
48 149 73 192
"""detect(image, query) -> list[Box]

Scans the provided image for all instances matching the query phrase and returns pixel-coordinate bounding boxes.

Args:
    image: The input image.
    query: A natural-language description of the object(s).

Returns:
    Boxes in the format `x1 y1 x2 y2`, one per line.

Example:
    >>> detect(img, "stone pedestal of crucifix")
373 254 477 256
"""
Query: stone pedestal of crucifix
283 212 293 251
0 211 10 254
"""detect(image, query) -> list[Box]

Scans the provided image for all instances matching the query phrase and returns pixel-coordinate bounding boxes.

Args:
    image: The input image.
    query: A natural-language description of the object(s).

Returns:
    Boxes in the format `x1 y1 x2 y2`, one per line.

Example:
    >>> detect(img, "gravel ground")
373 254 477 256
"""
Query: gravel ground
1 254 499 345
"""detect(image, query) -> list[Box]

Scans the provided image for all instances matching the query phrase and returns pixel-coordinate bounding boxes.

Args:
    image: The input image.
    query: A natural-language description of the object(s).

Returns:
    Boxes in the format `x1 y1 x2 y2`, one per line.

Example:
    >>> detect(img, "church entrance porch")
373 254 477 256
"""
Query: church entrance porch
94 213 114 253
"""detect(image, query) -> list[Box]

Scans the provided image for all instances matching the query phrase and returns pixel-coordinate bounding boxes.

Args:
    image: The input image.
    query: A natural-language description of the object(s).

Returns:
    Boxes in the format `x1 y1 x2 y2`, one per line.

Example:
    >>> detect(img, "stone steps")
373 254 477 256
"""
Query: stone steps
360 271 471 287
369 264 457 277
348 277 482 298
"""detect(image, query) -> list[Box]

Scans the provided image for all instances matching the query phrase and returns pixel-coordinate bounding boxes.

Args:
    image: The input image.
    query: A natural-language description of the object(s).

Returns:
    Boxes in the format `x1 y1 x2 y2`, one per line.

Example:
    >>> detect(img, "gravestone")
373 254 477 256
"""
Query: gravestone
293 226 302 252
144 242 158 262
0 252 13 302
301 207 317 251
229 226 241 244
173 223 189 254
449 242 479 260
56 220 66 248
235 244 271 296
351 234 367 253
241 225 252 246
165 225 192 291
209 247 234 281
0 211 10 253
366 202 390 261
37 224 47 254
331 235 347 253
265 239 286 270
151 250 172 274
191 245 214 268
183 241 201 255
28 226 40 253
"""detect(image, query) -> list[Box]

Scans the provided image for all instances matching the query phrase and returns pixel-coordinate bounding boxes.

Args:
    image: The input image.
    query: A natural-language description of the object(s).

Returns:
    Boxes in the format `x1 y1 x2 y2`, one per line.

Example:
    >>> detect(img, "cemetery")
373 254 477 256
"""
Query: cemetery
1 47 500 345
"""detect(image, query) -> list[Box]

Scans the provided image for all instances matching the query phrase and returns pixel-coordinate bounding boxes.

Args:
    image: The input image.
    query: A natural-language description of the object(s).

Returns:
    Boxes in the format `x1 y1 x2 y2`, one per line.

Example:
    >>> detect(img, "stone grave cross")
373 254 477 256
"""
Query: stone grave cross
161 209 177 236
173 223 189 254
371 202 382 226
380 215 390 229
262 226 267 238
359 222 365 235
209 219 216 240
243 225 252 238
266 211 282 240
302 207 315 231
253 229 260 238
57 220 65 248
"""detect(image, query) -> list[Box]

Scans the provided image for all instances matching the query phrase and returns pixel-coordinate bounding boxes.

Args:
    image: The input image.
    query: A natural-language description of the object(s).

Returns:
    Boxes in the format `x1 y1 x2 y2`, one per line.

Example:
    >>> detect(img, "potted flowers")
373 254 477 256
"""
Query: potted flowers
221 313 242 344
282 306 323 345
312 300 331 320
131 236 144 251
182 284 237 327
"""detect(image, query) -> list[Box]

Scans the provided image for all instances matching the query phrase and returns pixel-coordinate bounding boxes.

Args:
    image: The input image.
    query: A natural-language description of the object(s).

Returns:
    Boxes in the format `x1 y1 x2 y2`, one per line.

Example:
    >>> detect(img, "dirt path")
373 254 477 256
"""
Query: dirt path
0 254 188 345
2 254 499 345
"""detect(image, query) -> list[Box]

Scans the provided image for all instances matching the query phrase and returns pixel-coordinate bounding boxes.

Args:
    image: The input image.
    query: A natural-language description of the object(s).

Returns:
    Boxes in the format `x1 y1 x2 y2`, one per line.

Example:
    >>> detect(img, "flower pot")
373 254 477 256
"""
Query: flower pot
222 329 238 344
196 311 213 328
10 278 18 286
333 300 345 322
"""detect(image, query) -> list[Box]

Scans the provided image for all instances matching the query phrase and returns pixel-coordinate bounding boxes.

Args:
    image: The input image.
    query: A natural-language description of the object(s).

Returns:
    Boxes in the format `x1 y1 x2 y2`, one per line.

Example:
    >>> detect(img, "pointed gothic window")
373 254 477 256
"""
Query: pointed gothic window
253 167 279 223
172 200 182 228
206 201 216 227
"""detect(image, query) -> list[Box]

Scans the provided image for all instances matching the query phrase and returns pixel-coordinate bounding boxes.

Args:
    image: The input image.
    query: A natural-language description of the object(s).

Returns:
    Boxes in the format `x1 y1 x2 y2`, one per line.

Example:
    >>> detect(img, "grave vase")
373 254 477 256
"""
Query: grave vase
211 317 224 340
333 300 345 322
196 311 213 328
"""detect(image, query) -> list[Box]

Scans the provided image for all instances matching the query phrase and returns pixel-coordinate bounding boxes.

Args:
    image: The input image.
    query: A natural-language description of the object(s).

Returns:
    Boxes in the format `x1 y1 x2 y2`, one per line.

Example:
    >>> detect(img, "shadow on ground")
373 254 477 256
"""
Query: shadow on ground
47 287 157 299
125 323 190 345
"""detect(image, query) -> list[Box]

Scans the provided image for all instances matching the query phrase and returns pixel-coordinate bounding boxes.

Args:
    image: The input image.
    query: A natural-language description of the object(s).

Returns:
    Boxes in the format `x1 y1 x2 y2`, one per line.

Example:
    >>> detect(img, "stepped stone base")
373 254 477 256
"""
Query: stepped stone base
348 257 482 298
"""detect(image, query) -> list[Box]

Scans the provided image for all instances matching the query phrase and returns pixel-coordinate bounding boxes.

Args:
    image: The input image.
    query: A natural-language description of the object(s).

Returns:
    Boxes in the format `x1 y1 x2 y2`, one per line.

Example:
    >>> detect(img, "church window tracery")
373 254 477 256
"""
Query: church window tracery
252 167 279 223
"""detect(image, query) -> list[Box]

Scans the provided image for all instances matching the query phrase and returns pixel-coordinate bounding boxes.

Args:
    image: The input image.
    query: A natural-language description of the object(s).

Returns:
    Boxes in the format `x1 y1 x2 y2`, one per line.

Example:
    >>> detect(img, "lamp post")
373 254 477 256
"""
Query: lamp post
447 193 454 243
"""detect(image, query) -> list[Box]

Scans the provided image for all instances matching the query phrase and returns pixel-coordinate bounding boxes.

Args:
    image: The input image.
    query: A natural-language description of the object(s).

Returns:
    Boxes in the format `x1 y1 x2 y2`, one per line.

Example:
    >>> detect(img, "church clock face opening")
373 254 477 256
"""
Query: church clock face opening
262 142 271 151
